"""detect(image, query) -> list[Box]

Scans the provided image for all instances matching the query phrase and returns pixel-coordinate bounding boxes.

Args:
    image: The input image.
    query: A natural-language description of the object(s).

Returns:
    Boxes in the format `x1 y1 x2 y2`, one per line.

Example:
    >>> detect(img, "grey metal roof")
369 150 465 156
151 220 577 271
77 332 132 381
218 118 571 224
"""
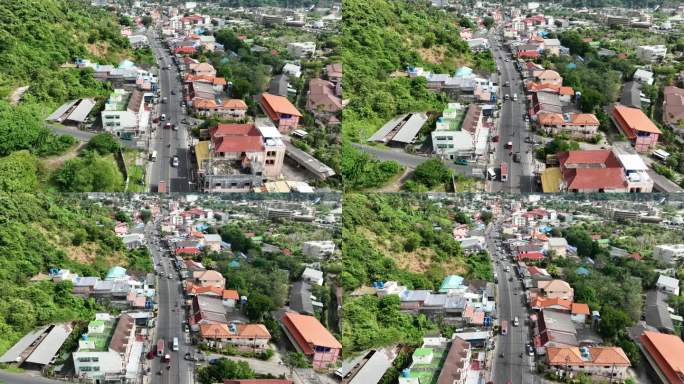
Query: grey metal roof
423 293 448 307
368 114 409 142
46 100 78 122
65 98 96 123
400 289 431 302
348 349 395 384
445 295 467 310
620 81 641 109
542 309 576 334
197 295 226 315
289 280 314 315
283 141 335 179
24 324 73 365
391 112 428 144
269 74 289 97
0 326 49 363
645 290 674 333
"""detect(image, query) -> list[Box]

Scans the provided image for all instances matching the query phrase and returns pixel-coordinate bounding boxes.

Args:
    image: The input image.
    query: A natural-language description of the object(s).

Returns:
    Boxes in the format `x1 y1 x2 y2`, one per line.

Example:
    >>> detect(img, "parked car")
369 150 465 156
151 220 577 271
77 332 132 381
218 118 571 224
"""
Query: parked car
171 156 179 167
454 158 469 166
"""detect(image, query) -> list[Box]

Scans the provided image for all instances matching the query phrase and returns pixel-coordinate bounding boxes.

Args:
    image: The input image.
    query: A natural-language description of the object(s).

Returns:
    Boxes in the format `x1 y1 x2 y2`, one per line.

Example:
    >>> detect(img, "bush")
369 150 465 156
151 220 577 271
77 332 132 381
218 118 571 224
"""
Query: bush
86 133 121 155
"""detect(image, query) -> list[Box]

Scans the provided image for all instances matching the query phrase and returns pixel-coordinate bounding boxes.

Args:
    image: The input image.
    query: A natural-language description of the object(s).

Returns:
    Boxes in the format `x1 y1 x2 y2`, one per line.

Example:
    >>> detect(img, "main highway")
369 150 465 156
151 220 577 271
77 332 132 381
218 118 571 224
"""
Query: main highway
488 29 537 193
147 29 194 193
487 222 537 384
146 221 195 384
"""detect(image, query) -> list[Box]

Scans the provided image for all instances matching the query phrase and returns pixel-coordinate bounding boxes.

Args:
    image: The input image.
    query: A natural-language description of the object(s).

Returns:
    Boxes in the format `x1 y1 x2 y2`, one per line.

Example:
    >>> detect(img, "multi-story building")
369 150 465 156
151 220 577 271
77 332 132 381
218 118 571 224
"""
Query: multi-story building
72 313 138 382
546 347 631 380
280 312 341 370
302 241 336 259
653 244 684 266
260 93 302 133
639 331 684 384
199 322 271 351
637 45 667 62
611 105 661 153
101 89 147 139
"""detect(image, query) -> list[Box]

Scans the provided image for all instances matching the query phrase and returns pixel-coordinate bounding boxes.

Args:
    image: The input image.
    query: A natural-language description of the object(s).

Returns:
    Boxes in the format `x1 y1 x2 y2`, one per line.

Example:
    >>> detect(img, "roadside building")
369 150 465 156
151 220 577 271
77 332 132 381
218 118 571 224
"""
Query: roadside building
546 347 630 380
639 331 684 384
259 93 302 133
280 312 341 370
101 89 147 139
611 105 661 153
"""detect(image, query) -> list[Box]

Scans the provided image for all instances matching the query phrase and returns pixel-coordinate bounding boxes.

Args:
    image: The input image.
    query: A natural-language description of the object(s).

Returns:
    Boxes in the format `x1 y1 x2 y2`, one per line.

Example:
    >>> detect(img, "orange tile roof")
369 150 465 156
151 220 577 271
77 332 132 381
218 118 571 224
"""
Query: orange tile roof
547 347 630 366
223 289 239 300
200 323 231 338
236 323 271 339
571 303 590 315
640 331 684 384
531 297 572 310
559 86 575 96
538 112 564 125
193 98 217 109
528 82 560 93
570 113 599 125
282 312 341 351
223 99 247 109
613 105 661 134
260 93 302 117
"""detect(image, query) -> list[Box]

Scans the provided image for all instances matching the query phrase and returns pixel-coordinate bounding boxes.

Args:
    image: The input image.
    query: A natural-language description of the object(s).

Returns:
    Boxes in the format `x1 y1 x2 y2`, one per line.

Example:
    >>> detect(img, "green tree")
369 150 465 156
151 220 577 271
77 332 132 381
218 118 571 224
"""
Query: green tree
196 359 255 384
480 210 493 224
139 209 152 223
407 159 452 190
283 352 311 373
245 293 274 322
86 133 121 155
0 151 39 193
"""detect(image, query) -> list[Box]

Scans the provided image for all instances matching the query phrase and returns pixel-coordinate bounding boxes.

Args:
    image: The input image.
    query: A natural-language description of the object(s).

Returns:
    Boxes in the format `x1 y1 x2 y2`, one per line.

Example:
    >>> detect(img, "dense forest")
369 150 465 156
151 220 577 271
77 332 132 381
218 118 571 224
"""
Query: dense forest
0 193 149 355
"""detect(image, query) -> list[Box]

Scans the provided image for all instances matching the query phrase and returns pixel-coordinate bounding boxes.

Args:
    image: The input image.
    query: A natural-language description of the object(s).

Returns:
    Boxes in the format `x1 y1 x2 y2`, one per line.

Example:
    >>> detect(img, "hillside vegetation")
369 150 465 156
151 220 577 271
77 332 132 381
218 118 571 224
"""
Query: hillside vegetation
0 193 149 355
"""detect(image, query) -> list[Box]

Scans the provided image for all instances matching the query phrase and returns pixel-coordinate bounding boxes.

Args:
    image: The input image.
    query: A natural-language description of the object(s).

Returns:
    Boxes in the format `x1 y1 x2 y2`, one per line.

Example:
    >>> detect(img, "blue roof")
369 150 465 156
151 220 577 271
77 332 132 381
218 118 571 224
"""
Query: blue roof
576 267 590 276
539 225 552 233
455 66 473 78
566 63 577 70
439 275 464 292
195 223 209 232
106 266 127 280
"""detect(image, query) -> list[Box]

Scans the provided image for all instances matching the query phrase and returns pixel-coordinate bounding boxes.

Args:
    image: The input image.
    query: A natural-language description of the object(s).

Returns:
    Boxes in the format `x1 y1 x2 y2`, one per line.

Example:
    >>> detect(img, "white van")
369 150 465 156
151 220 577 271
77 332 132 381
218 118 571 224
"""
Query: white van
513 93 518 101
149 150 158 161
172 337 179 351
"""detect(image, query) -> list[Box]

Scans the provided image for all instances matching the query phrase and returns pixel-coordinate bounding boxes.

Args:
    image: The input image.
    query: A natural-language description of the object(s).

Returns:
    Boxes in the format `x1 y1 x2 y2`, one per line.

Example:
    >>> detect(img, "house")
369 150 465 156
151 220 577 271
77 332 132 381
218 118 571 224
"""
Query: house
189 62 217 77
570 303 590 324
639 331 684 384
538 280 574 300
536 310 578 352
611 105 661 153
287 42 316 58
193 270 226 288
531 91 562 117
259 93 302 133
268 74 291 97
436 336 471 384
559 86 575 105
72 314 137 381
192 98 247 119
302 241 335 258
530 297 572 312
325 63 342 84
654 244 684 266
190 295 228 327
282 63 302 79
547 237 568 257
301 267 324 286
537 112 599 140
203 234 222 252
199 323 270 351
536 70 563 86
307 79 342 115
222 289 240 309
634 69 655 85
101 89 147 139
636 45 667 62
663 86 684 128
543 39 561 55
656 275 680 296
280 312 341 370
517 251 545 262
555 150 627 193
546 347 630 380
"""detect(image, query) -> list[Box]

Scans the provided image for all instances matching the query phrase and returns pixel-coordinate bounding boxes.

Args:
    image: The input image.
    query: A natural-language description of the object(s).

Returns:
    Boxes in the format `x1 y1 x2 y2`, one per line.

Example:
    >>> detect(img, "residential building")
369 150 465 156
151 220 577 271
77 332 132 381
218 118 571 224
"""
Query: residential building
192 98 247 119
639 331 684 384
259 93 302 133
307 79 342 116
302 241 335 259
203 234 222 252
189 62 217 77
538 280 574 301
617 154 654 193
663 86 684 128
570 303 590 324
634 69 655 85
555 150 628 193
193 270 226 288
536 70 563 86
190 295 228 327
325 63 342 84
636 45 667 62
656 275 680 296
199 323 270 351
101 89 147 139
531 91 562 116
611 105 661 153
280 312 341 370
547 237 568 257
287 42 316 58
537 112 599 140
543 39 561 56
653 244 684 266
436 336 471 384
546 347 630 380
536 310 578 352
301 267 324 286
72 313 139 382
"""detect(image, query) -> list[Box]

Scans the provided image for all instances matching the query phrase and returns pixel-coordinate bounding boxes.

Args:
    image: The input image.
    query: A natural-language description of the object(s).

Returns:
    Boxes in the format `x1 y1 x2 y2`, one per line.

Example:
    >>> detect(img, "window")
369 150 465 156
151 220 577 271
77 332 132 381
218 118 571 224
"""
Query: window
93 367 100 371
78 357 91 362
266 160 275 165
267 151 276 157
92 357 99 362
79 366 92 372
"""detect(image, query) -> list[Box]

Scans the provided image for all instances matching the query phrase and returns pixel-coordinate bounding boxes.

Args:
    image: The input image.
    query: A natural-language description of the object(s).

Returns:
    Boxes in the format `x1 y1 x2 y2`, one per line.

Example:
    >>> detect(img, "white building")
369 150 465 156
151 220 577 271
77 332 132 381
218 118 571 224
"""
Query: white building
301 267 324 286
653 244 684 265
617 154 654 193
203 234 222 252
302 240 336 259
101 89 147 139
287 42 316 58
72 313 140 382
656 274 680 296
636 45 667 62
282 63 302 78
633 69 654 85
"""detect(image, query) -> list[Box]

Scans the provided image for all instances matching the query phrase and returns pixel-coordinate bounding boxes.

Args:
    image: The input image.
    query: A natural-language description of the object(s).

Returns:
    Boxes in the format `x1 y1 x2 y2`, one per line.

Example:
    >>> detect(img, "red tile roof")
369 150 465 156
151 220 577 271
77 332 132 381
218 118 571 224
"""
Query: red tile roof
222 289 239 300
176 247 200 254
640 332 684 384
210 124 263 153
563 168 626 190
175 46 197 54
559 150 621 168
571 303 590 315
260 93 302 117
281 312 341 354
517 251 545 261
612 105 661 137
518 50 540 58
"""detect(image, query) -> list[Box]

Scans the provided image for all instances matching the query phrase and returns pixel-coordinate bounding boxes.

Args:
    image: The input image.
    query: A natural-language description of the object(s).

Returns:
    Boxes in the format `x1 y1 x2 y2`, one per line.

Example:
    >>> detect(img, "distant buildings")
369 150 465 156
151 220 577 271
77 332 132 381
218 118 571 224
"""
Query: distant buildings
287 42 316 58
302 241 335 259
653 244 684 265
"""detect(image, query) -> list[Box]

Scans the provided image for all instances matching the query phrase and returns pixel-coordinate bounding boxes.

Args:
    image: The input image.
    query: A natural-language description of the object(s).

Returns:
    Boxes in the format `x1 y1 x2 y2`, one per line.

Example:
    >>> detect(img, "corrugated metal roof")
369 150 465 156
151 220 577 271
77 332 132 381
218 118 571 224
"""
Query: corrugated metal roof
24 324 73 365
392 113 428 144
46 100 78 122
348 349 394 384
368 114 409 142
0 326 49 363
66 98 96 123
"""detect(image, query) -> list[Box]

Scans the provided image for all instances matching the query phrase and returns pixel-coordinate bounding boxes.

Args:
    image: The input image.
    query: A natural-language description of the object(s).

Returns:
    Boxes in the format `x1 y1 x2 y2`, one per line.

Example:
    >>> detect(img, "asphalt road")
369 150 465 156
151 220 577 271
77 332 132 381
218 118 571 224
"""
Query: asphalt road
148 31 193 193
487 224 538 384
147 222 194 384
489 33 537 193
351 143 473 174
0 371 63 384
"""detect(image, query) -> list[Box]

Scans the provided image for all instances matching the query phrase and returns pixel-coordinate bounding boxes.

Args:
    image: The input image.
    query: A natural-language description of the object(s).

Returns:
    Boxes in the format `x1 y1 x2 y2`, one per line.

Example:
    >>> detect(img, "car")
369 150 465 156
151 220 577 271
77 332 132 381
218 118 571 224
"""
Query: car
167 275 173 279
209 358 220 365
162 354 171 363
171 90 176 95
505 141 513 149
171 156 179 167
505 81 510 87
513 153 520 163
492 135 499 143
146 350 156 360
183 323 190 333
527 345 535 356
172 124 178 131
159 271 166 277
454 158 469 166
164 122 172 129
513 316 519 326
184 352 195 361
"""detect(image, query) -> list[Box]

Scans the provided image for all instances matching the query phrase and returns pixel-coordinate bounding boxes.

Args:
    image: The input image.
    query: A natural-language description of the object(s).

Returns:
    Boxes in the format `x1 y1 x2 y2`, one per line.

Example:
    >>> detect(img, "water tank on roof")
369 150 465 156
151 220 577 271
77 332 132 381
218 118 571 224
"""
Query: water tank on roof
402 368 411 378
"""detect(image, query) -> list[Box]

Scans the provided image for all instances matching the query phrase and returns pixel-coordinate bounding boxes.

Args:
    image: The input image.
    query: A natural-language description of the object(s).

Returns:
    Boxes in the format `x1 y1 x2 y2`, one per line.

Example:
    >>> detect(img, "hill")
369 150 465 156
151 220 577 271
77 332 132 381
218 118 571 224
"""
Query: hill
0 193 150 355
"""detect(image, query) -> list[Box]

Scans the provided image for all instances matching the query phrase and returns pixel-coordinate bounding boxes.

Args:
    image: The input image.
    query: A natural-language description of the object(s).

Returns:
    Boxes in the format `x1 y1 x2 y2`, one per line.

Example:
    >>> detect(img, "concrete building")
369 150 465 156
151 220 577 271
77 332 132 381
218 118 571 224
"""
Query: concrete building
639 331 684 384
287 42 316 58
302 241 336 259
611 105 661 153
280 312 341 370
637 45 667 62
656 275 680 296
101 89 147 139
546 347 631 380
653 244 684 265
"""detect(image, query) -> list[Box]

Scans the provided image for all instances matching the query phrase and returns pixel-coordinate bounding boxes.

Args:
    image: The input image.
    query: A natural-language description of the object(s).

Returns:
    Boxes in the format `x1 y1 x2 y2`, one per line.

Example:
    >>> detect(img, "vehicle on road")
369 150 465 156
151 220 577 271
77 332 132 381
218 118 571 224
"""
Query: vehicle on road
492 135 499 143
157 181 166 193
162 97 168 103
527 344 535 356
513 153 520 163
184 352 195 361
162 354 171 363
505 141 513 149
172 337 179 351
513 316 519 326
455 158 469 166
504 94 510 101
513 93 518 101
157 339 165 357
500 320 508 335
500 162 508 182
171 90 176 95
487 167 497 180
171 156 179 167
164 122 172 129
149 151 157 161
505 81 509 87
172 124 178 131
160 113 166 121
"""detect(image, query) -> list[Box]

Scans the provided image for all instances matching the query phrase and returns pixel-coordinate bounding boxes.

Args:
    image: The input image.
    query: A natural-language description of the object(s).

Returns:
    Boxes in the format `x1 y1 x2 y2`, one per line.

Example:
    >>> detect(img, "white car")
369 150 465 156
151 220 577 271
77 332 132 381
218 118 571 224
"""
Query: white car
171 156 179 167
